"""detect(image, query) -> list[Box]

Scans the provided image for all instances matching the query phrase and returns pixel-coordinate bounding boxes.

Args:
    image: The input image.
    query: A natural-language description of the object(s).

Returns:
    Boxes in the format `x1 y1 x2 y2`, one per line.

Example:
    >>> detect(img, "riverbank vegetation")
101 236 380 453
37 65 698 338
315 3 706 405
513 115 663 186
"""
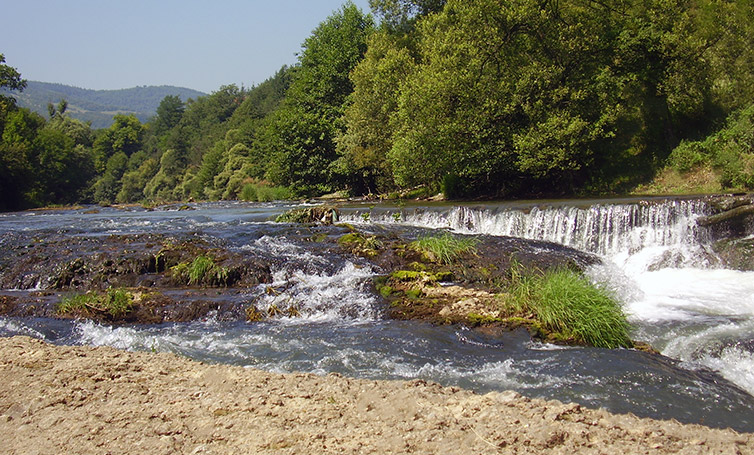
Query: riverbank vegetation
3 0 754 211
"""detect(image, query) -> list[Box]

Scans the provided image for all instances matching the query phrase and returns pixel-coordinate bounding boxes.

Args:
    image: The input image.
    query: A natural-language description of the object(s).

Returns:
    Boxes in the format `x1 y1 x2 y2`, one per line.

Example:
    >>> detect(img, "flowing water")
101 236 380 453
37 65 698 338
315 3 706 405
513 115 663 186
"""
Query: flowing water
2 199 754 432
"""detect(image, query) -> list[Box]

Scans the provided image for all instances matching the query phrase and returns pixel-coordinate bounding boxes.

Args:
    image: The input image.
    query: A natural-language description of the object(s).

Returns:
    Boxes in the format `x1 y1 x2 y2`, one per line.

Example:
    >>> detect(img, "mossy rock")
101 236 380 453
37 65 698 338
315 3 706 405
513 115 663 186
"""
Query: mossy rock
338 232 383 257
275 205 339 224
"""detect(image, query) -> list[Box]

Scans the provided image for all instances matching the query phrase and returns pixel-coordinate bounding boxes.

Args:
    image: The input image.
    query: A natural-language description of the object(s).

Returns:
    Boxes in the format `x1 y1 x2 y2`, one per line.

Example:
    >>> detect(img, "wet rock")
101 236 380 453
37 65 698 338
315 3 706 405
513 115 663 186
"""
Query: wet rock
0 233 272 292
335 227 622 347
275 205 339 224
697 196 754 240
712 237 754 271
0 232 273 323
704 194 754 213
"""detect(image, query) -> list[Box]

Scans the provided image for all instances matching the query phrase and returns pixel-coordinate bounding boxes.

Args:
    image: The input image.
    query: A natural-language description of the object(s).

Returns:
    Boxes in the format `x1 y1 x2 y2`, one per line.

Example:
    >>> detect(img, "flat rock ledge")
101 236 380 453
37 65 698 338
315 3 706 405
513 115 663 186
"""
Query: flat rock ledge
1 336 751 455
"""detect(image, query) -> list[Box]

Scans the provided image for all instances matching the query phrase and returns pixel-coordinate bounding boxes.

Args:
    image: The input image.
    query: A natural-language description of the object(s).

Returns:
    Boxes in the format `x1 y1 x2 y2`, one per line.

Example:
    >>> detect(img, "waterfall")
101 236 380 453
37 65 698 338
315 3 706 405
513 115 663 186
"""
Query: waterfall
343 198 754 395
344 199 711 260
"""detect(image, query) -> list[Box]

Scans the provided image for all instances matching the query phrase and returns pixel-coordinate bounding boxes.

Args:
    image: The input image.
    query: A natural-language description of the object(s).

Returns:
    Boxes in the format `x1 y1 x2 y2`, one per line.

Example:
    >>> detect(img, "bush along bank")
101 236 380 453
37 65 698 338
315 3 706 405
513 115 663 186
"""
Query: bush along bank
334 224 640 350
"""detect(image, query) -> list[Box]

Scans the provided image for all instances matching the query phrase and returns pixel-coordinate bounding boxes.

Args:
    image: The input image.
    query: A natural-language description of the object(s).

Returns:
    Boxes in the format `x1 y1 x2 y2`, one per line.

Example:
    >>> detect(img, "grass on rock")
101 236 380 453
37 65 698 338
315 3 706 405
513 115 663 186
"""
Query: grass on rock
57 288 134 318
505 265 631 349
410 232 478 265
171 255 229 287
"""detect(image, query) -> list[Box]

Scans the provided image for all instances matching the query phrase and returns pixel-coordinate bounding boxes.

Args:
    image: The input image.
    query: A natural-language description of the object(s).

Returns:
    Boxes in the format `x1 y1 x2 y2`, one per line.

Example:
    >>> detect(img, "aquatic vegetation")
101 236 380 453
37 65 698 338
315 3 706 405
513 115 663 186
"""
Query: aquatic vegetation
267 304 282 317
245 305 264 322
505 266 631 349
57 288 134 319
410 232 479 264
171 255 229 287
284 305 301 317
338 232 383 257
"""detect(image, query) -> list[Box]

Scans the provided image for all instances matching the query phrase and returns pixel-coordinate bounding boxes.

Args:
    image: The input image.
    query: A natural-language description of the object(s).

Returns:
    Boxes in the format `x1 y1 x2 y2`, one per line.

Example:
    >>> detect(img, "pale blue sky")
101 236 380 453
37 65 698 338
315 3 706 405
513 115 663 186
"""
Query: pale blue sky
1 0 373 94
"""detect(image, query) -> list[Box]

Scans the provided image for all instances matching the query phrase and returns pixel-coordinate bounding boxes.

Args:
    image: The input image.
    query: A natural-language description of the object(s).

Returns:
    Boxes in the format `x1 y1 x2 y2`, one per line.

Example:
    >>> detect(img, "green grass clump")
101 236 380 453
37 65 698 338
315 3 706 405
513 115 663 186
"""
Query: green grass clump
172 255 229 286
507 266 631 349
57 288 134 318
410 232 478 264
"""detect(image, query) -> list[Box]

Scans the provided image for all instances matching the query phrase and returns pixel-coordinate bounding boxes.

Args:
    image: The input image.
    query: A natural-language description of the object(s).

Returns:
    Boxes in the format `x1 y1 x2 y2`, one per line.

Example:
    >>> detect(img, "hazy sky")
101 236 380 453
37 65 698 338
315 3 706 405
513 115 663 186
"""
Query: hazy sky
1 0 373 94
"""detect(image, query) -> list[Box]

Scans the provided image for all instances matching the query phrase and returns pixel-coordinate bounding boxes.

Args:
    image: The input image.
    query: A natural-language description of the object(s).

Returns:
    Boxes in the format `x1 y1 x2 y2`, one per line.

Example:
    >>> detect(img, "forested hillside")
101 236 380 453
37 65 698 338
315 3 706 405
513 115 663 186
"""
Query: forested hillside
3 82 206 128
2 0 754 212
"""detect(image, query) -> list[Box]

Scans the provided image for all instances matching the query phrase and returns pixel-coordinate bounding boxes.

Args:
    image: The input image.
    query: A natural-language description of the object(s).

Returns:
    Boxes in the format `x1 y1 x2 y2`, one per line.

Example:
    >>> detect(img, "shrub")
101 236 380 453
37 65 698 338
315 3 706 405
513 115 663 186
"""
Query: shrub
240 182 292 202
667 103 754 190
668 140 709 173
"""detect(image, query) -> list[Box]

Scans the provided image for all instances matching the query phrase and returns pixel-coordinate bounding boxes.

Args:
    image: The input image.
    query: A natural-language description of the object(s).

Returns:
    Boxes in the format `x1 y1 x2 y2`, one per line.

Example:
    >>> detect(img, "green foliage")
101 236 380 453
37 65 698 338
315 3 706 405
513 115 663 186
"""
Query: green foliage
260 3 374 197
666 104 754 190
0 53 26 105
5 0 754 210
93 114 145 166
337 31 415 194
369 0 754 196
152 95 185 136
410 232 478 264
2 55 96 210
57 288 135 319
506 266 631 349
369 0 445 33
338 232 383 256
275 205 338 224
239 182 291 202
171 255 229 287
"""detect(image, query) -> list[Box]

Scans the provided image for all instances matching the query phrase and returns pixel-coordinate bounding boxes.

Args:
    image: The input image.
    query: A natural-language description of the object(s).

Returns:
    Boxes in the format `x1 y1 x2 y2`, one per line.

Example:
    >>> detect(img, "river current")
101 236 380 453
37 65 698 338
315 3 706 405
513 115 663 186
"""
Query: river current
2 199 754 432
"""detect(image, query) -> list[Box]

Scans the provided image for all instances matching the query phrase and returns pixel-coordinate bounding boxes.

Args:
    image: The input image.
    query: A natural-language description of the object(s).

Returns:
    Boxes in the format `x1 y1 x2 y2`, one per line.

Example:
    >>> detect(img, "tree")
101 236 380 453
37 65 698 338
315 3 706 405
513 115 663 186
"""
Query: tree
32 127 94 205
369 0 445 32
46 99 68 120
385 0 734 196
0 108 44 210
0 53 26 113
337 31 416 193
262 2 374 196
93 114 145 172
151 95 184 136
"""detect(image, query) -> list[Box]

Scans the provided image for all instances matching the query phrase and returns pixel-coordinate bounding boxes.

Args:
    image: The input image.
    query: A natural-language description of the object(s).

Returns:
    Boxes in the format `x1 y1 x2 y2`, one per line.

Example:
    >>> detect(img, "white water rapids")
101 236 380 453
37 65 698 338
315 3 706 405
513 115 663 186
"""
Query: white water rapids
342 199 754 395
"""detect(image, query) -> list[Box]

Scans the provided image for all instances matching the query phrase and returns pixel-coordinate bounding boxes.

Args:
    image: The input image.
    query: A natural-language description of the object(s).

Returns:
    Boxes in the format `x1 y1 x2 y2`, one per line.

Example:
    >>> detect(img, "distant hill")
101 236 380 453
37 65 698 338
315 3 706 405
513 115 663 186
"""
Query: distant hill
4 81 207 129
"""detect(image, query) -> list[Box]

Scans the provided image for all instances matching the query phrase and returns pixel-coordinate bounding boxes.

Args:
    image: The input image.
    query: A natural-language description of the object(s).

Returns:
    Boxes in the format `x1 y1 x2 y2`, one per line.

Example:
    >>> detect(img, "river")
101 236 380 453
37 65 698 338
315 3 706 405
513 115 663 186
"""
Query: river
1 198 754 432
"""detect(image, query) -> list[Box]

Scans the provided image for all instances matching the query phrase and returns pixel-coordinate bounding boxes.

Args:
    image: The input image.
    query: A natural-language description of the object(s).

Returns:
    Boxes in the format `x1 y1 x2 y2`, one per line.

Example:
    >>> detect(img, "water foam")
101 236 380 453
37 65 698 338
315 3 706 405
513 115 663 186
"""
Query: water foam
256 262 381 322
345 199 754 396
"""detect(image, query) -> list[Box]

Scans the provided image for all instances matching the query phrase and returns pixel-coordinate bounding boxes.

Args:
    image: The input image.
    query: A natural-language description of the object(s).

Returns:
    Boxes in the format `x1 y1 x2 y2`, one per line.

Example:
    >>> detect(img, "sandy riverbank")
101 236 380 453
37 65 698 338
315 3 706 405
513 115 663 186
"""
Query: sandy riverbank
0 336 751 454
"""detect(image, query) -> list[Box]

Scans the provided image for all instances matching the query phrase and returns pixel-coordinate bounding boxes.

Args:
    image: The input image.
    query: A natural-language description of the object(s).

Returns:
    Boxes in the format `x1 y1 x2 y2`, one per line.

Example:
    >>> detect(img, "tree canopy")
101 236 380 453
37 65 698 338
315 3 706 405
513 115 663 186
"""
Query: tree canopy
2 0 754 210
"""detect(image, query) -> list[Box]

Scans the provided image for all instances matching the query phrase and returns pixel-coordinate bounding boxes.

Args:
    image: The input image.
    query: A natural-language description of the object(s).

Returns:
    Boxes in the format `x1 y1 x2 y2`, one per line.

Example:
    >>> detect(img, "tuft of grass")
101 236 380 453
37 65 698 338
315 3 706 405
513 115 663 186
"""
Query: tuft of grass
506 265 631 349
410 232 478 264
171 255 229 287
57 288 134 318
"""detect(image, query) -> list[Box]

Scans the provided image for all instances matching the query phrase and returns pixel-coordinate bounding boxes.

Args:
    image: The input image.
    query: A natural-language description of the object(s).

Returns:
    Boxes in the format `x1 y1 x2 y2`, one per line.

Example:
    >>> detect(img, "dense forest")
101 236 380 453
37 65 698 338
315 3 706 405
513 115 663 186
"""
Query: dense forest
2 0 754 211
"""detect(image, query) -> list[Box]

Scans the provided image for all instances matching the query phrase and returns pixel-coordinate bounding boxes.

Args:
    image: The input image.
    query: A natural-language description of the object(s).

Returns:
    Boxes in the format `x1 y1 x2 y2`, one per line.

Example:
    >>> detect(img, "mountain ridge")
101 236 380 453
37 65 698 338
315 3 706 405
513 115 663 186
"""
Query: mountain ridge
4 81 207 128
